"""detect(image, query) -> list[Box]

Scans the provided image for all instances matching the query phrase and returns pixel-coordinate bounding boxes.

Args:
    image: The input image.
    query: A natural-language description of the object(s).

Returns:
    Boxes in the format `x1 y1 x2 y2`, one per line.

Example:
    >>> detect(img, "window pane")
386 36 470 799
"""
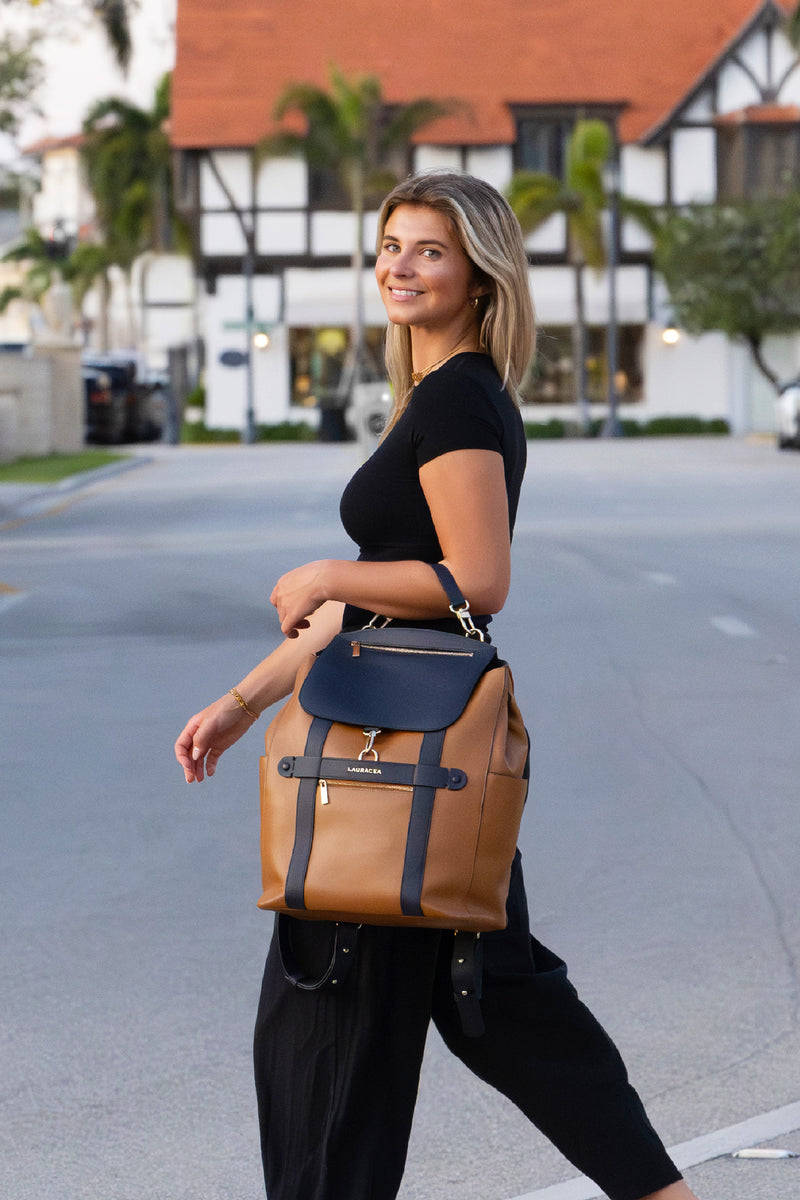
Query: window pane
522 325 644 404
518 120 558 173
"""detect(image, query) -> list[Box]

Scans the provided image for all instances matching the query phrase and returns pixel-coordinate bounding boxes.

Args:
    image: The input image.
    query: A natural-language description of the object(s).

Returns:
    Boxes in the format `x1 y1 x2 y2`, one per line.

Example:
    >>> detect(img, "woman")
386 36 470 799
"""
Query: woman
175 171 700 1200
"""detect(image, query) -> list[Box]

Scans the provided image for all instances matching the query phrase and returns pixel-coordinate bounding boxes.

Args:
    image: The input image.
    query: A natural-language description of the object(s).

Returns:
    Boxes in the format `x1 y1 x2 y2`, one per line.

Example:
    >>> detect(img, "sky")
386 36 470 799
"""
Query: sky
1 0 176 165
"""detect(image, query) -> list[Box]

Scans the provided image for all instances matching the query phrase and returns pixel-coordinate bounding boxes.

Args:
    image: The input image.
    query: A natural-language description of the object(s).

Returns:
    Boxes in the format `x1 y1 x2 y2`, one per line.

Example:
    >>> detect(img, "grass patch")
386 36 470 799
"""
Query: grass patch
0 449 129 484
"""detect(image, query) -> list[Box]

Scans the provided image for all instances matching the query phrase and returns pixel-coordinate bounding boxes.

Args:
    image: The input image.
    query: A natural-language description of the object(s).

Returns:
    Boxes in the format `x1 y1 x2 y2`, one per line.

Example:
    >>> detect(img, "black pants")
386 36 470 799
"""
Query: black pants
253 854 682 1200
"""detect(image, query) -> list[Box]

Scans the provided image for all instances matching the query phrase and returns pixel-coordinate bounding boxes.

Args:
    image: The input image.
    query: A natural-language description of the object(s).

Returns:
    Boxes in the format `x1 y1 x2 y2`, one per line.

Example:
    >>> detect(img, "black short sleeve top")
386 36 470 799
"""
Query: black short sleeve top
339 352 526 631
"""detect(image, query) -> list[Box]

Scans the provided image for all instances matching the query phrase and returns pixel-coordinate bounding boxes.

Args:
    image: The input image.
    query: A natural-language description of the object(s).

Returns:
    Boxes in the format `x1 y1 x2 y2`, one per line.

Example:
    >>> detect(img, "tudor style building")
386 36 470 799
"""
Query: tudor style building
170 0 800 434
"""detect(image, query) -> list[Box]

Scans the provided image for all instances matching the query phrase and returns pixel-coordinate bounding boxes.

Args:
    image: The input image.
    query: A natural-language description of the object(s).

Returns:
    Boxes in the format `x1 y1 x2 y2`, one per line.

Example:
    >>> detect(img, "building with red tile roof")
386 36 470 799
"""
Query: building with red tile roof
171 0 795 148
170 0 800 434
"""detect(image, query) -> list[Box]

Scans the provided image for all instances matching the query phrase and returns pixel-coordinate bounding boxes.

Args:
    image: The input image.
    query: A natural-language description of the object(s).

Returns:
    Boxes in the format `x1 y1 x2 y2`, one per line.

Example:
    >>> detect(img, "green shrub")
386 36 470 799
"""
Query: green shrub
180 422 240 443
523 418 567 439
256 421 317 442
183 384 206 410
180 420 318 443
639 415 730 437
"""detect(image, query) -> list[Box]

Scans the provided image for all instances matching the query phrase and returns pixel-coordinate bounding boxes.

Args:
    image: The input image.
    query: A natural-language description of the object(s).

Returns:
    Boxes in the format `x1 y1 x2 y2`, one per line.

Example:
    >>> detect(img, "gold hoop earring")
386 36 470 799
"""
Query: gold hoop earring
471 296 479 310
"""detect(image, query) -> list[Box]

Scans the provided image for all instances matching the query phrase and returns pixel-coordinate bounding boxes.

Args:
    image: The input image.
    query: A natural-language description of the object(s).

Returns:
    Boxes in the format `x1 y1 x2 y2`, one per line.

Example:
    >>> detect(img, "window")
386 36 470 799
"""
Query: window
308 109 411 210
308 167 350 211
289 326 386 408
513 107 618 180
717 124 800 199
522 326 644 405
516 117 572 177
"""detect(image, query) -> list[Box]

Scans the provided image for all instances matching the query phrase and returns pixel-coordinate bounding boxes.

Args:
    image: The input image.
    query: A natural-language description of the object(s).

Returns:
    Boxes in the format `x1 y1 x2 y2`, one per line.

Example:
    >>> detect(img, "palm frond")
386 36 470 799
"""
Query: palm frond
507 171 564 232
379 98 459 152
91 0 132 71
567 119 611 171
2 227 48 263
787 2 800 51
0 285 23 314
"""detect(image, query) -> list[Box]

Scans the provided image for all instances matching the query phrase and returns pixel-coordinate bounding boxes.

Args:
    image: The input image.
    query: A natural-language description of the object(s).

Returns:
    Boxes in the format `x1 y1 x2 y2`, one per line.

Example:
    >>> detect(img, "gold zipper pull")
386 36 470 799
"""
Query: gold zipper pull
319 779 329 805
351 641 361 657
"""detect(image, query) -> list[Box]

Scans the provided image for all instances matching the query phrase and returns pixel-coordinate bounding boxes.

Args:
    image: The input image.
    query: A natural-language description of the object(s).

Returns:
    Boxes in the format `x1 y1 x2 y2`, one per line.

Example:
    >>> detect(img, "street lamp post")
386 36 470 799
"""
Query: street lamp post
601 161 622 438
243 230 257 445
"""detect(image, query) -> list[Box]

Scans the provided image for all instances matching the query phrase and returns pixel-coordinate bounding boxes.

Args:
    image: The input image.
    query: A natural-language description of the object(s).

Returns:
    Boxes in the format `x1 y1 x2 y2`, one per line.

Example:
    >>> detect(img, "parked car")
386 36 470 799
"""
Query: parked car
135 373 169 441
776 380 800 450
83 366 127 444
81 355 164 442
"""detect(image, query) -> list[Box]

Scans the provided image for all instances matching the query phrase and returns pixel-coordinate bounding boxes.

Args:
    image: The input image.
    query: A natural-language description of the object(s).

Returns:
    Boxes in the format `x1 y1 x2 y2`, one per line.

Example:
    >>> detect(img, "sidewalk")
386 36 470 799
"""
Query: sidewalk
511 1108 800 1199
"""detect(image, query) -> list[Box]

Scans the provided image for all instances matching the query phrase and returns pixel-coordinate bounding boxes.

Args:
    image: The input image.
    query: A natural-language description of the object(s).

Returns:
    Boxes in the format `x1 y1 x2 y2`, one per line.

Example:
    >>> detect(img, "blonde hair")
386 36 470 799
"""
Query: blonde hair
377 171 535 433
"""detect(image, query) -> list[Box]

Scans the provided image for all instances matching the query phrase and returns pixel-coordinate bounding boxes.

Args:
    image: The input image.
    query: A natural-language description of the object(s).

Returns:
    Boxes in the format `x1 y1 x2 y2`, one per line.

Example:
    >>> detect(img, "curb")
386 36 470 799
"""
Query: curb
0 454 153 524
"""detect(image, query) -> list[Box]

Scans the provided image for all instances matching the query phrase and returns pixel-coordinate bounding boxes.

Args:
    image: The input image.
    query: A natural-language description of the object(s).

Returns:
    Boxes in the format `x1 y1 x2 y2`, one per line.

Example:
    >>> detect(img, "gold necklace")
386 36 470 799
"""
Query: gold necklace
411 333 474 385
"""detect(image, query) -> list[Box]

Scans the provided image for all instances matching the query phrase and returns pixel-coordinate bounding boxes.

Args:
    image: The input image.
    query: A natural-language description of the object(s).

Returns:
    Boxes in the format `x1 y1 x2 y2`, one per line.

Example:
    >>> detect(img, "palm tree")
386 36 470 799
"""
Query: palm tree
258 65 455 393
507 119 657 431
64 241 114 349
81 72 185 345
0 225 74 337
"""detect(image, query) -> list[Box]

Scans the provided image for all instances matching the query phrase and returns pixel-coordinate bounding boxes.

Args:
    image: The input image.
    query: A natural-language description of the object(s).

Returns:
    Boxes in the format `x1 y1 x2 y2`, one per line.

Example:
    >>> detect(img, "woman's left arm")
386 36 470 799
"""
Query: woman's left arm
270 449 510 635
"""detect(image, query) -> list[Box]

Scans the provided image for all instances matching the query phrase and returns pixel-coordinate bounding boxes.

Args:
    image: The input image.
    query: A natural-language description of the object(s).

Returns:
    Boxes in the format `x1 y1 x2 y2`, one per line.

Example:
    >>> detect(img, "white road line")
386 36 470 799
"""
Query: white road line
507 1098 800 1200
644 571 678 586
710 614 757 638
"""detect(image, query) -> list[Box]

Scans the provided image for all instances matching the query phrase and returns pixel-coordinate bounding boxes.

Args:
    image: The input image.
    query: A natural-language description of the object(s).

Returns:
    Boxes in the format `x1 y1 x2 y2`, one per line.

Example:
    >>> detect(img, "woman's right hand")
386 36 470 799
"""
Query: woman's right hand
174 692 257 783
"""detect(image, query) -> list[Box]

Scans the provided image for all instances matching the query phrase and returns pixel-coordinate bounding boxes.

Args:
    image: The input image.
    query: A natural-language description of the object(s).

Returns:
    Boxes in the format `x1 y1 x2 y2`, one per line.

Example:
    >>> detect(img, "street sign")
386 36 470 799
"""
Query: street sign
219 349 249 367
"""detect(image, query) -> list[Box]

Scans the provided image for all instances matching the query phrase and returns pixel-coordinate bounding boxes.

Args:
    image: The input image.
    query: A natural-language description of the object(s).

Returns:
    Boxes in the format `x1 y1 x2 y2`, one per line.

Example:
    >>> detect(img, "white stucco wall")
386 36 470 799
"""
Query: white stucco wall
524 213 566 256
681 89 714 122
413 146 463 173
256 157 307 207
717 40 764 113
283 267 385 328
644 325 730 420
31 147 94 237
204 274 290 429
465 145 514 191
311 213 358 256
132 254 197 369
531 264 649 326
620 144 667 205
671 128 716 203
257 212 307 256
200 152 252 210
201 211 247 256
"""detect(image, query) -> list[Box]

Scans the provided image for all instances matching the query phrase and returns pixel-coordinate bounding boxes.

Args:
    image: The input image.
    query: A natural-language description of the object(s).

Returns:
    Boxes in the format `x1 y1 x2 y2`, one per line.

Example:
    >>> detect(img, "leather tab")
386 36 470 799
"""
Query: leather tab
277 916 359 991
451 930 485 1038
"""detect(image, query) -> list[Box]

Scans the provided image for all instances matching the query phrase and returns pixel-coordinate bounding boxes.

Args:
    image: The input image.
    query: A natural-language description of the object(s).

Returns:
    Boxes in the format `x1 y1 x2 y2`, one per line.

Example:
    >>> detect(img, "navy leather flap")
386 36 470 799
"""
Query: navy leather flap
299 627 497 731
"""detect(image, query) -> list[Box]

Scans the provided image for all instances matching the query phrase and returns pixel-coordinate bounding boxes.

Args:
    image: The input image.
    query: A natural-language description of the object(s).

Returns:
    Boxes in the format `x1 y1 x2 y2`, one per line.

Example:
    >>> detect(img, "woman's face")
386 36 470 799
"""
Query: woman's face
375 203 479 339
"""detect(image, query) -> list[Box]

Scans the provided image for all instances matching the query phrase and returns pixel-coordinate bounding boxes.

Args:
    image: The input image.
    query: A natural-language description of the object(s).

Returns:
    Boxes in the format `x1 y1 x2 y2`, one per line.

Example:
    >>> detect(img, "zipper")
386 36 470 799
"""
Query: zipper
351 641 473 659
318 778 413 804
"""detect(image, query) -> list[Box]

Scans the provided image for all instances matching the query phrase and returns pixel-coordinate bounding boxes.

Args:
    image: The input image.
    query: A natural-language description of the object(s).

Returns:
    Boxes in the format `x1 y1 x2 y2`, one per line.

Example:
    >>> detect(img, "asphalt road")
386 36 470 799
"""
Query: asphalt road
1 438 799 1200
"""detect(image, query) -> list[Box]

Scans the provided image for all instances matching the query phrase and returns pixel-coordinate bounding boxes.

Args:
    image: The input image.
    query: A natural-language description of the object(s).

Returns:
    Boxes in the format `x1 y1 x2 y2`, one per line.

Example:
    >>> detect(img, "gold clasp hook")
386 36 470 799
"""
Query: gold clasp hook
449 601 485 641
358 728 381 761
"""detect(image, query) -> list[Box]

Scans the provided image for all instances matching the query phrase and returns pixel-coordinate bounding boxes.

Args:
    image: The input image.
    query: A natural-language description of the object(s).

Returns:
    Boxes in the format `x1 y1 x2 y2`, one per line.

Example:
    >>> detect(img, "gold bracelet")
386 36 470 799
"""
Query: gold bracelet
228 687 259 720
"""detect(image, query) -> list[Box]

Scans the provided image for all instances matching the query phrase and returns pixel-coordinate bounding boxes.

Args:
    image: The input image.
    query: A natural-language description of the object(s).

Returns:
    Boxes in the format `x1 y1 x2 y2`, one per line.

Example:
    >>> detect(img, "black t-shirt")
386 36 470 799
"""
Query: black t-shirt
339 352 526 632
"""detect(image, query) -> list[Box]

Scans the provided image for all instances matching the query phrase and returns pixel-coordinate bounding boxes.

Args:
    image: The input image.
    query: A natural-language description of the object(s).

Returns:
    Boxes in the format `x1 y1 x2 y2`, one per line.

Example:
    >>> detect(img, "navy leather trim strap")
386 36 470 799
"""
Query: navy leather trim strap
399 728 446 916
277 915 359 991
278 755 466 792
283 717 332 911
429 562 466 609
